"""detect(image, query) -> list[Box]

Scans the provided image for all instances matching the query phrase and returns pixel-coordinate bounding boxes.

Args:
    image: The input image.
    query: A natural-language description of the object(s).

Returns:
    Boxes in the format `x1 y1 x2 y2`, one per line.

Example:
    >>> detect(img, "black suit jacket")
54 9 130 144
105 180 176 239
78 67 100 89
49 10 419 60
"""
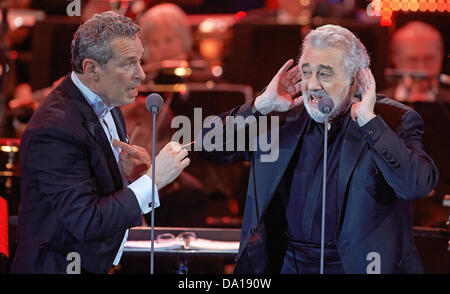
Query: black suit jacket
11 75 142 274
199 96 439 274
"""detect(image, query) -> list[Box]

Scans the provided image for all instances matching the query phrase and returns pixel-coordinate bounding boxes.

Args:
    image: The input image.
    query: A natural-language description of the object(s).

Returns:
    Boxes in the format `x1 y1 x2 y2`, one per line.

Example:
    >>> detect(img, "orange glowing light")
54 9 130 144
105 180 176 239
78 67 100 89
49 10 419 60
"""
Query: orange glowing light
400 0 410 11
370 0 447 27
419 1 428 11
410 1 419 10
392 0 401 10
436 0 446 11
428 1 437 11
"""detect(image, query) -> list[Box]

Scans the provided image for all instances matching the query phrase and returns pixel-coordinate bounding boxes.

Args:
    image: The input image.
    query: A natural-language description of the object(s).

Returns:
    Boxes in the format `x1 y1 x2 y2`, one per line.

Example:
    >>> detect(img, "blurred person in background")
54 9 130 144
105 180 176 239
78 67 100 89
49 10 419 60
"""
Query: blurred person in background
382 21 449 227
122 3 209 228
383 21 449 103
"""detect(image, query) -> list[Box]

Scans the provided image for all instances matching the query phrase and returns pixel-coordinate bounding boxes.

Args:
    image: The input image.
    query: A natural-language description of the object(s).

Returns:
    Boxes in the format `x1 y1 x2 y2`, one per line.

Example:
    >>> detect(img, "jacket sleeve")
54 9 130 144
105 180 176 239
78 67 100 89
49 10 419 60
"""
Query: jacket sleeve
359 110 439 201
26 126 142 242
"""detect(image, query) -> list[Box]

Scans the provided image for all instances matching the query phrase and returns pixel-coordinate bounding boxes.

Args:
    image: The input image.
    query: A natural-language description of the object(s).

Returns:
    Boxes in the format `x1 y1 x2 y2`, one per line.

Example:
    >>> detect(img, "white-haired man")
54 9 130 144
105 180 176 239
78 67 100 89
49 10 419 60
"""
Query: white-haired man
199 24 438 273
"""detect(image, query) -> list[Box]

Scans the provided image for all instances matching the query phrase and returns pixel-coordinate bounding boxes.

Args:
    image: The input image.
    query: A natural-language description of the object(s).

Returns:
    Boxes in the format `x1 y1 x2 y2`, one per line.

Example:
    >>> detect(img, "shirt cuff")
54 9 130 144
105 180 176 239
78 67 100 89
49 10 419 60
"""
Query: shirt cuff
358 115 388 146
128 174 160 215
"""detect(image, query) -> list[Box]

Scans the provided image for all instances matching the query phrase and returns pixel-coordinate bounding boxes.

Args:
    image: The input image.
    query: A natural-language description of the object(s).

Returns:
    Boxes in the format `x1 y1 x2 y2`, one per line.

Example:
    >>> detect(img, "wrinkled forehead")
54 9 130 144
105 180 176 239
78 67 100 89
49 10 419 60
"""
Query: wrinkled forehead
110 36 144 59
300 46 346 73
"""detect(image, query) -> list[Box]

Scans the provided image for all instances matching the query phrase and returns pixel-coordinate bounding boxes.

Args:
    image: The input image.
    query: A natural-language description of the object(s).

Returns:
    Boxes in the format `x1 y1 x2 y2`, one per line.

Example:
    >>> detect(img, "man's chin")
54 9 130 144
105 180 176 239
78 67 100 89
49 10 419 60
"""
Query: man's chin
125 95 137 105
304 100 326 123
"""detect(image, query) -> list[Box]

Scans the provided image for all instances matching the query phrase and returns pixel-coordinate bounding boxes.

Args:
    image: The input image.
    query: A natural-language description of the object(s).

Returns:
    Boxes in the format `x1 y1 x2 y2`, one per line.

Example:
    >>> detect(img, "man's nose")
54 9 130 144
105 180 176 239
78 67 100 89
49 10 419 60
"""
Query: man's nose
307 74 322 91
135 63 146 81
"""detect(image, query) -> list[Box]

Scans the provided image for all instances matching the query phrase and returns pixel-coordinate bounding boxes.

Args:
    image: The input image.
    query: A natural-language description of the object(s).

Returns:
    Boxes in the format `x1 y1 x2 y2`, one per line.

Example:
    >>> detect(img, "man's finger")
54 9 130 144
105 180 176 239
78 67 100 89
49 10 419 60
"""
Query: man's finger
119 151 128 162
291 96 304 109
113 139 138 157
294 81 302 94
280 78 296 96
179 157 190 169
285 65 300 80
277 59 294 75
175 149 188 161
164 141 182 152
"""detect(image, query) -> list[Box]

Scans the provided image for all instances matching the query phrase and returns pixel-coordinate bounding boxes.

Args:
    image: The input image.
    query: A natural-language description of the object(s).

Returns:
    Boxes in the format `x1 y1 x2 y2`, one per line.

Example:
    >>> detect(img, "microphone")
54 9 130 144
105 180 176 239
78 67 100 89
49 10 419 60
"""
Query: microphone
145 93 164 275
145 93 163 114
318 96 334 115
317 95 334 274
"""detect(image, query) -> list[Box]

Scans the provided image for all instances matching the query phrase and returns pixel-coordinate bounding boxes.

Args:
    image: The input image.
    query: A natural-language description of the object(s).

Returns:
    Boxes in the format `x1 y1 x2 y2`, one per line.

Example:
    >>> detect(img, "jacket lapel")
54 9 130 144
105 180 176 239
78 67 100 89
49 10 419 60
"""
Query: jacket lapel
253 107 309 217
111 108 128 143
336 118 366 234
61 75 124 190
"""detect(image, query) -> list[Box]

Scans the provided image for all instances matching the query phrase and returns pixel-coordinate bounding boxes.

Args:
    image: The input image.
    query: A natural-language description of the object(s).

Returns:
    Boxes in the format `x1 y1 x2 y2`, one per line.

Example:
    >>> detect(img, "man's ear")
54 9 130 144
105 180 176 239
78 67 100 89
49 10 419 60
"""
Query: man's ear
81 59 100 81
350 71 360 99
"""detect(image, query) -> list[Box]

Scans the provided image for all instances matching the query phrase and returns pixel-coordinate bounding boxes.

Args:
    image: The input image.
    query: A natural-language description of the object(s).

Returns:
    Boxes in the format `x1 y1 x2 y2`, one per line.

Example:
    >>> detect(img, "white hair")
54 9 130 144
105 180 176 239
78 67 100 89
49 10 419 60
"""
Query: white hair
299 24 370 82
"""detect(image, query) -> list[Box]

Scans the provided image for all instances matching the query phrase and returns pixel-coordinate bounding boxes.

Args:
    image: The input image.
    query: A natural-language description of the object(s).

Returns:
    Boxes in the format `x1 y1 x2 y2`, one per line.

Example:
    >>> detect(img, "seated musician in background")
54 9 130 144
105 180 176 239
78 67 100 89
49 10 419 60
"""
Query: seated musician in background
121 3 209 228
383 21 449 103
382 21 449 227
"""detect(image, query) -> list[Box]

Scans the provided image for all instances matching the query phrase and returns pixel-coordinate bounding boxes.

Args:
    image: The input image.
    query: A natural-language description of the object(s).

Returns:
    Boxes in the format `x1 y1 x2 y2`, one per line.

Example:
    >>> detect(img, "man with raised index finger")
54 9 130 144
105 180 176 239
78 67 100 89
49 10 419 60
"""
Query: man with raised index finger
198 24 438 274
11 11 190 274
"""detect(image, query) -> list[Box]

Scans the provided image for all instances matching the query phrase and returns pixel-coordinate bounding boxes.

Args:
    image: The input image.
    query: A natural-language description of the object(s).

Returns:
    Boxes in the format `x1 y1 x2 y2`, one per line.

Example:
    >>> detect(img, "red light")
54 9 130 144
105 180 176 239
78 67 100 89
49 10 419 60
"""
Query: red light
0 197 8 258
222 216 231 224
234 11 247 21
10 50 18 60
380 17 392 26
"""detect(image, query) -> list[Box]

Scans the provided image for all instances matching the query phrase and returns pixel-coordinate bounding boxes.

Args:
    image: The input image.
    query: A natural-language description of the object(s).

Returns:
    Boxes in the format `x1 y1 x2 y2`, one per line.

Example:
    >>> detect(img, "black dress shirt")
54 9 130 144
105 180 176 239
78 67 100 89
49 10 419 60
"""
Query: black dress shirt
284 110 351 266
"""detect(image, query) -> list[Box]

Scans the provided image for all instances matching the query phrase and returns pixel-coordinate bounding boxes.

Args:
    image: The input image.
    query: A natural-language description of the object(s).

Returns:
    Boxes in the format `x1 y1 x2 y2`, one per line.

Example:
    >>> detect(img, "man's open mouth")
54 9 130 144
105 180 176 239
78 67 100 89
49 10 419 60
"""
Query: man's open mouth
309 94 324 106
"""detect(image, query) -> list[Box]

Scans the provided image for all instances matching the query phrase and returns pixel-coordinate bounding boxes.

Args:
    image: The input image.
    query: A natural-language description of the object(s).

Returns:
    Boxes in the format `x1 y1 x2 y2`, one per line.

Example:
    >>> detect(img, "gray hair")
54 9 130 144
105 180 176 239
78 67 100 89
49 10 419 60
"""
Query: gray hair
299 25 370 82
71 11 140 73
139 3 192 54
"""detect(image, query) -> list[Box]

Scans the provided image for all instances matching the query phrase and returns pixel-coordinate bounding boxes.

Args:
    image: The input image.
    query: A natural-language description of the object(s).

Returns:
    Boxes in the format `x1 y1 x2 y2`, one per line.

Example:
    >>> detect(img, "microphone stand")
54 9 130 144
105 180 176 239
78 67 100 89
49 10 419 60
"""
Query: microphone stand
150 106 157 275
318 96 333 274
145 93 163 274
320 114 329 275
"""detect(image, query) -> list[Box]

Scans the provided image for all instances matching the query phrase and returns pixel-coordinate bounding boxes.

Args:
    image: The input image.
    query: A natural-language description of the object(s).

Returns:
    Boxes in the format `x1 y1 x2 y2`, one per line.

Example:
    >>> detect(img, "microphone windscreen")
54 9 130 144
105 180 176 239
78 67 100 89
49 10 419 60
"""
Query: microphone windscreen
318 96 334 115
145 93 164 113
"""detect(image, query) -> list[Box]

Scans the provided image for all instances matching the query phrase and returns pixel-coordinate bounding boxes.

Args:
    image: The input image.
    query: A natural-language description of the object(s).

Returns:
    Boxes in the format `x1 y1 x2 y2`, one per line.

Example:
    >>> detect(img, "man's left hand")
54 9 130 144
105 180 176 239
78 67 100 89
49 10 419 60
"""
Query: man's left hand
112 139 151 182
352 67 377 126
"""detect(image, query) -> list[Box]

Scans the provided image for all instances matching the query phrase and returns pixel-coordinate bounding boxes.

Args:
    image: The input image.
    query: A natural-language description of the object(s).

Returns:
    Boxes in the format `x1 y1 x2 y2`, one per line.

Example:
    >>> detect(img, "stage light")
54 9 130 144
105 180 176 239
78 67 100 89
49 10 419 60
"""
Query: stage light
370 0 448 25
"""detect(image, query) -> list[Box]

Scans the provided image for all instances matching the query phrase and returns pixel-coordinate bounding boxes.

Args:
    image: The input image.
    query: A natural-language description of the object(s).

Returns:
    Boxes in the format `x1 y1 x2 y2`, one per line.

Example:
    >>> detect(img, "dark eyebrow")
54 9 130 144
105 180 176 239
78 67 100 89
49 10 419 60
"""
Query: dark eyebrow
124 56 139 61
301 63 310 70
317 64 334 73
